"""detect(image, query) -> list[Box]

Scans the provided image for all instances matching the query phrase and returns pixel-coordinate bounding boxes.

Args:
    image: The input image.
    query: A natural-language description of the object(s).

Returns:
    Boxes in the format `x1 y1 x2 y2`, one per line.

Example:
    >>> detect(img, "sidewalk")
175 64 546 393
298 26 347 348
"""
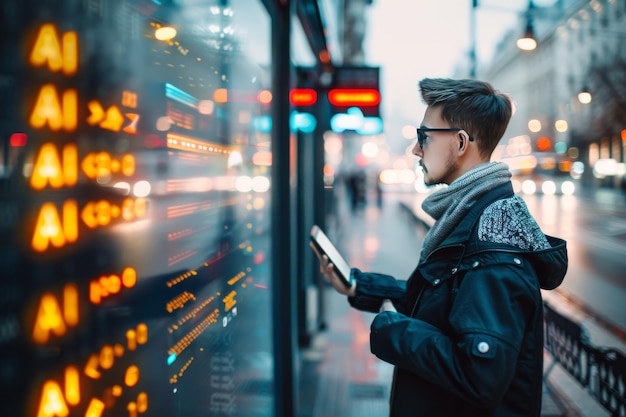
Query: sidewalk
299 191 623 417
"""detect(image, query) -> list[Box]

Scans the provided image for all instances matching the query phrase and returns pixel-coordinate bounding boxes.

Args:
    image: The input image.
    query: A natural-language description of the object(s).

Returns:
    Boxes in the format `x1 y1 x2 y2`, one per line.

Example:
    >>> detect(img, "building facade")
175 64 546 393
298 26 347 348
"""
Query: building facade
480 0 626 189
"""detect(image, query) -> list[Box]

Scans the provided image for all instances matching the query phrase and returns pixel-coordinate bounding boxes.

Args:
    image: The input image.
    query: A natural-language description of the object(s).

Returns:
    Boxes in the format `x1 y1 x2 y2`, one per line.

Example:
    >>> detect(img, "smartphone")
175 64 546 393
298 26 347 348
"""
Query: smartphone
310 225 353 288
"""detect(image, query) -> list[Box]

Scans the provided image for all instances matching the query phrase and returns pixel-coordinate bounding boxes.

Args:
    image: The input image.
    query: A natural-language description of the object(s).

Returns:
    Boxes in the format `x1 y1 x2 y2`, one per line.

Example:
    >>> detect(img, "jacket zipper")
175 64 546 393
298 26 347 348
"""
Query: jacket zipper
388 275 427 414
409 283 427 318
409 242 465 315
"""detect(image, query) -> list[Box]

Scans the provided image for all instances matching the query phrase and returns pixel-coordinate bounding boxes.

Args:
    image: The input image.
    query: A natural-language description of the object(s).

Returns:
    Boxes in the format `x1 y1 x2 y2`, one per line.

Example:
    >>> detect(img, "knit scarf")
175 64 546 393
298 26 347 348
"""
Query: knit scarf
419 162 512 261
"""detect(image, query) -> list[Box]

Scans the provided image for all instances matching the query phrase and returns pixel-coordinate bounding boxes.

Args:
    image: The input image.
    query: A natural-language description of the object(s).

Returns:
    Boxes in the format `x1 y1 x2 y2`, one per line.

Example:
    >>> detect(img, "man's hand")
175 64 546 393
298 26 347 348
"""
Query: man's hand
379 299 396 312
310 242 356 297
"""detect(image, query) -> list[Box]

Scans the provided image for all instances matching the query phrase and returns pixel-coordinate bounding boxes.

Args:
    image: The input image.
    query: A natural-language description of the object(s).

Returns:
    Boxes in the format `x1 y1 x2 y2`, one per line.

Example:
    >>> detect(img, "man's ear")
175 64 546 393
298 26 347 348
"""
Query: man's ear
458 131 468 151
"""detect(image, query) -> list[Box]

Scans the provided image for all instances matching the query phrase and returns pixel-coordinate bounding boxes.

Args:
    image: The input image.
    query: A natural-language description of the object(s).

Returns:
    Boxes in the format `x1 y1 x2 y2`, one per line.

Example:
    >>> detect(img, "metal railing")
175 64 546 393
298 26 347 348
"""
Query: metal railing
543 301 626 417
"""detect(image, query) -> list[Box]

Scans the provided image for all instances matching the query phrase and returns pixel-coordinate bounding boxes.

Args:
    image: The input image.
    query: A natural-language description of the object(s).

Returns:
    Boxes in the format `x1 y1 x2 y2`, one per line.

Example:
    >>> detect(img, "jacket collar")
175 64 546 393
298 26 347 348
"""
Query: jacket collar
438 182 514 248
422 182 568 290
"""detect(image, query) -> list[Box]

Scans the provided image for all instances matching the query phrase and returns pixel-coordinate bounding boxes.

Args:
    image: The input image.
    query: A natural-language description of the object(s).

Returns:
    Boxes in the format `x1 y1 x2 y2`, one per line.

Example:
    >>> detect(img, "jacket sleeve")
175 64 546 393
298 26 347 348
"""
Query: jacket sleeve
348 268 407 313
369 264 539 408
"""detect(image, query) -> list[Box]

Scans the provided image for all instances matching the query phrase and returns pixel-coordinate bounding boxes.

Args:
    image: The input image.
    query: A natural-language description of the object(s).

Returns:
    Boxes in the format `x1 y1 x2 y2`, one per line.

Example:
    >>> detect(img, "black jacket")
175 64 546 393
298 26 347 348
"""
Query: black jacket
348 182 568 417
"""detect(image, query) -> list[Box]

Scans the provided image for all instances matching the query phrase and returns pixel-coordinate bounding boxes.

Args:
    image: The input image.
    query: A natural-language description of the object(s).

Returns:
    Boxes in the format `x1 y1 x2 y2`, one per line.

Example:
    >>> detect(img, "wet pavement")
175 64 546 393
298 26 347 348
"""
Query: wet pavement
297 189 622 417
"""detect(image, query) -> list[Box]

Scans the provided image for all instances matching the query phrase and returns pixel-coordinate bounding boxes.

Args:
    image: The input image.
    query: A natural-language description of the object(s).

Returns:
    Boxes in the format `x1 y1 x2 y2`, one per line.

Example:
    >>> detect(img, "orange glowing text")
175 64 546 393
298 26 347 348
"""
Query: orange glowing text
31 200 78 252
29 84 78 132
87 100 125 132
89 267 137 305
37 380 69 417
35 366 81 417
80 198 147 229
81 151 135 179
32 284 79 344
30 142 78 190
29 23 78 76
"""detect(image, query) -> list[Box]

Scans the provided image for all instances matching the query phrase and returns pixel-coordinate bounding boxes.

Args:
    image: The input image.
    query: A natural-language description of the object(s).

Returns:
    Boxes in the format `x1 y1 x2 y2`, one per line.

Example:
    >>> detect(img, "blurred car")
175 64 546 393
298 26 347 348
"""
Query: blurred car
504 153 580 196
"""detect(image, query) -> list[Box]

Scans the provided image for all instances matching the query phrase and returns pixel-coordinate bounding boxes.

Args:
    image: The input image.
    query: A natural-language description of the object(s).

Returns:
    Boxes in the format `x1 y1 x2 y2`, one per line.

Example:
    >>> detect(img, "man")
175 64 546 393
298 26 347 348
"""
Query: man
312 78 568 416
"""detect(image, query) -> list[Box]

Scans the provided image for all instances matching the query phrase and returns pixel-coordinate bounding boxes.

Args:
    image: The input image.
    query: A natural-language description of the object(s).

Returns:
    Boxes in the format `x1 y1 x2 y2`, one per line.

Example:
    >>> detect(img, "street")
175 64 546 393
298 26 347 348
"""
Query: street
522 187 626 338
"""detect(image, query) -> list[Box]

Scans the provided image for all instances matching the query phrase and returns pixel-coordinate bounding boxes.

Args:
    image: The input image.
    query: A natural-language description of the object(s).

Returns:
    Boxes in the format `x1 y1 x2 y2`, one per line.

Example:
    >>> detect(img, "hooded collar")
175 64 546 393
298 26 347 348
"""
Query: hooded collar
428 182 568 291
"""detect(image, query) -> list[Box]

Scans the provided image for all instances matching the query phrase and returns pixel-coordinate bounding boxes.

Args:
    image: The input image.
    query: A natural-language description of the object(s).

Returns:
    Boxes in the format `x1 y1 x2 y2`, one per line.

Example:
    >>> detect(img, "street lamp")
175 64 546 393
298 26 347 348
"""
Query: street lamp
516 0 537 51
577 86 592 104
516 20 537 51
469 0 538 78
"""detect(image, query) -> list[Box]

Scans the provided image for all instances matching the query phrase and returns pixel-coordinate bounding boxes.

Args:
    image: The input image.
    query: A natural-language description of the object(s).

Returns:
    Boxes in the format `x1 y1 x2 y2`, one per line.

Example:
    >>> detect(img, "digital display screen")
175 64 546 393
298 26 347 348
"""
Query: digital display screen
0 1 275 416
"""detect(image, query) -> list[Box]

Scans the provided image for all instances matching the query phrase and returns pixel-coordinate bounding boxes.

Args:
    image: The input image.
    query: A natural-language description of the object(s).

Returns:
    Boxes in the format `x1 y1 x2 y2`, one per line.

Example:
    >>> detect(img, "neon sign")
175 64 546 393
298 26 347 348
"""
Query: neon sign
29 23 78 76
30 143 78 190
30 198 147 252
34 323 149 417
32 284 79 344
89 267 138 305
290 88 317 106
328 88 380 106
290 111 317 133
31 200 79 252
30 143 136 189
29 84 78 132
330 107 383 135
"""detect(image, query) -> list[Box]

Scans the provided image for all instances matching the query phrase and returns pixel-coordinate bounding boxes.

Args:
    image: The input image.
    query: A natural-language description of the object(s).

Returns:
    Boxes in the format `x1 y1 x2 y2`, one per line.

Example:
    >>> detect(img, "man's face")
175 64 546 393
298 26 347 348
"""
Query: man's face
412 106 462 186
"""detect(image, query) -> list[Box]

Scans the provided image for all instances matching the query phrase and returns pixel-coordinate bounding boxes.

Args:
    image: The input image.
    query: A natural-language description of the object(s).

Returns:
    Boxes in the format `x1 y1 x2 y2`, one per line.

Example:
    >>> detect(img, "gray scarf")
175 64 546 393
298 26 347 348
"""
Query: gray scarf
419 162 511 261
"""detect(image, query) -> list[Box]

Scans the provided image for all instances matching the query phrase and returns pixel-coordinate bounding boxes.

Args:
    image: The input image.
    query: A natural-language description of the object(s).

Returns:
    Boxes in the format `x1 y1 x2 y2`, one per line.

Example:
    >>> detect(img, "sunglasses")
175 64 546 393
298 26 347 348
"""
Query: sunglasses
416 127 474 149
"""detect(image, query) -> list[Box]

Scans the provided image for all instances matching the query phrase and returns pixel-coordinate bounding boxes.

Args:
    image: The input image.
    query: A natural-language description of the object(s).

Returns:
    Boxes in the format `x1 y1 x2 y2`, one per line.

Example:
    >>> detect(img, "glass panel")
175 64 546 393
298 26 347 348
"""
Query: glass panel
0 0 274 415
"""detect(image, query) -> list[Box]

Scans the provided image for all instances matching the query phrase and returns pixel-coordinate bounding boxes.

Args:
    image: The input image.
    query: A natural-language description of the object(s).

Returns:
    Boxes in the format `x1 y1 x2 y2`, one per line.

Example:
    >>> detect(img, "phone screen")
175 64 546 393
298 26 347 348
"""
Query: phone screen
310 225 353 288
